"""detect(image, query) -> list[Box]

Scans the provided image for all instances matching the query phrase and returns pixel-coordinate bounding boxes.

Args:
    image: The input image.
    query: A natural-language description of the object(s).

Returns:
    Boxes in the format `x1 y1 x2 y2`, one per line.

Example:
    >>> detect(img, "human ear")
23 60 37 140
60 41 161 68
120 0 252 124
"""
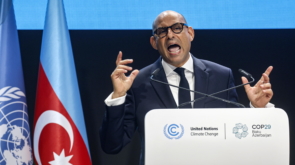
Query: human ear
150 36 158 50
187 27 195 41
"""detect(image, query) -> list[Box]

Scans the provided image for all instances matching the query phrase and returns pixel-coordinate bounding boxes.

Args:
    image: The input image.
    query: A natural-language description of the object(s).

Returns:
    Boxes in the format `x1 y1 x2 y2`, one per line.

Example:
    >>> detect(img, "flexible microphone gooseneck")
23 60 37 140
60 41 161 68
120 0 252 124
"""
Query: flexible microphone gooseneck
177 69 255 108
150 68 254 108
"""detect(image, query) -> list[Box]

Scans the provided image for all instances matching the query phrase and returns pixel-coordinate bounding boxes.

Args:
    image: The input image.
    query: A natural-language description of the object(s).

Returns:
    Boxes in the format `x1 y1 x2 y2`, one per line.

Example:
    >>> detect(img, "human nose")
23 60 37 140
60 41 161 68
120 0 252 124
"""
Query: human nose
166 27 174 39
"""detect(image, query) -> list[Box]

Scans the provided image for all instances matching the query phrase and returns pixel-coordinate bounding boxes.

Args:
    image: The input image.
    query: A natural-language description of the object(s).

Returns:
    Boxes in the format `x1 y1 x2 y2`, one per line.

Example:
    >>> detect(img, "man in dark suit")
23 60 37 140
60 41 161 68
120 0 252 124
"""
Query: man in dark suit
100 10 273 164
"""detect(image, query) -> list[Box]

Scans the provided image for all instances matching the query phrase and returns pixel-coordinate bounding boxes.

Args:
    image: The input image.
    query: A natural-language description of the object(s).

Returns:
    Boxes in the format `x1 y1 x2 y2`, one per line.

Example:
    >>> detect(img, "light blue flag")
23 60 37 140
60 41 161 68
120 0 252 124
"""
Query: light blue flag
33 0 91 164
0 0 33 164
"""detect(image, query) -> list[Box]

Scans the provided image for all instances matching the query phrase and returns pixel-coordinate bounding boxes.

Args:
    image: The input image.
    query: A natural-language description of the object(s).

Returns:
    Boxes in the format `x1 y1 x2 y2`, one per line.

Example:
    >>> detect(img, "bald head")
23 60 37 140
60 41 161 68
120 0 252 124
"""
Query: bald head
152 10 187 31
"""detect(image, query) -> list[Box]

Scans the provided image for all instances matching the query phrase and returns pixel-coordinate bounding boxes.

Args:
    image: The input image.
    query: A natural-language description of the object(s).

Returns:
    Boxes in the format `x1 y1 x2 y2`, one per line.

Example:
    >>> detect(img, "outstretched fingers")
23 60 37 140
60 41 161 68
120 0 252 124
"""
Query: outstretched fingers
128 69 140 82
264 66 273 76
242 66 274 107
115 51 123 65
111 51 139 99
241 76 250 91
116 51 134 66
259 66 273 82
113 51 134 77
116 64 133 73
260 82 273 96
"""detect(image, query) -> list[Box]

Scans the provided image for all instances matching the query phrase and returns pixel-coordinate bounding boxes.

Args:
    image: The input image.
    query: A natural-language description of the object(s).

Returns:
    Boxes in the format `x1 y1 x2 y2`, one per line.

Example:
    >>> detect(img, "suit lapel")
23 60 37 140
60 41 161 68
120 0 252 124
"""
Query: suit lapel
149 56 209 108
150 58 177 108
192 56 209 108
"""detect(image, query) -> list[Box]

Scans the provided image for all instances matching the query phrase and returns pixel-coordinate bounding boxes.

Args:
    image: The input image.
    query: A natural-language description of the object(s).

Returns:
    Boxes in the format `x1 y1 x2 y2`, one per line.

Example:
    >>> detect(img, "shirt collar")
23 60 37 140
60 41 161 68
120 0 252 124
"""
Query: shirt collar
161 53 194 76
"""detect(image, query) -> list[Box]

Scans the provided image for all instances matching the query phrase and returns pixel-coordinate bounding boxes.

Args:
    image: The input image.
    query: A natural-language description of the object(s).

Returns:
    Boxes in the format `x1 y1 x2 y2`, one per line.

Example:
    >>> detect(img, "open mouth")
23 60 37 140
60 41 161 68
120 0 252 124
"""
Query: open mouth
168 44 181 53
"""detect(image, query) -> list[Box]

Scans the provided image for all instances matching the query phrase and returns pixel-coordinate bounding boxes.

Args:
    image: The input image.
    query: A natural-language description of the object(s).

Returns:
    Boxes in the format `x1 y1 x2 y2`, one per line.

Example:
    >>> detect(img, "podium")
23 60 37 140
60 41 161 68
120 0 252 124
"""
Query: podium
144 108 289 165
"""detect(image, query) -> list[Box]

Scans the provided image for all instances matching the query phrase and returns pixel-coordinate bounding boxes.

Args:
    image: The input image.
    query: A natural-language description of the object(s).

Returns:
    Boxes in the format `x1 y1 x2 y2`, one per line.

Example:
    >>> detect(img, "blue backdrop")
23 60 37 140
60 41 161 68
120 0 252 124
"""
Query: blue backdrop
14 0 295 29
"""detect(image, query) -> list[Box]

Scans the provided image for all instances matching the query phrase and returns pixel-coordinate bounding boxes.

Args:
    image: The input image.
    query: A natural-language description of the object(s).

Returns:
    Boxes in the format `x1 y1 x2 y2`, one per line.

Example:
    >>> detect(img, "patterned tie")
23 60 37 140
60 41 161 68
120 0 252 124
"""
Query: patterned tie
174 67 192 108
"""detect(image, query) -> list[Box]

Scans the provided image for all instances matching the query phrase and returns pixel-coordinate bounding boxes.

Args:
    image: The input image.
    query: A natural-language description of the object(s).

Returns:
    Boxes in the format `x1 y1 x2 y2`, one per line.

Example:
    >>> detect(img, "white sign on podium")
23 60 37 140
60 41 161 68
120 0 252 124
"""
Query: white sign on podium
144 108 289 165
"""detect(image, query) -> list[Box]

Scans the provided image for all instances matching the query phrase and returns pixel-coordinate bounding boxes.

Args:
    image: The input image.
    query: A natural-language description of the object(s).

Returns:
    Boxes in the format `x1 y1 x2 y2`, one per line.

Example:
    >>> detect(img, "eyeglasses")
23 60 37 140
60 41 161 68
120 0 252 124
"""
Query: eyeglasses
153 23 188 38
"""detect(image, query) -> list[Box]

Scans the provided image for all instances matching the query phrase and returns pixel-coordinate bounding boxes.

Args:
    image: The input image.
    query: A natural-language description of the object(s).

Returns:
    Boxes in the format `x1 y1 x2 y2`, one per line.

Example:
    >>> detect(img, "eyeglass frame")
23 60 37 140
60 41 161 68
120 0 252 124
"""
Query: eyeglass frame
153 22 189 38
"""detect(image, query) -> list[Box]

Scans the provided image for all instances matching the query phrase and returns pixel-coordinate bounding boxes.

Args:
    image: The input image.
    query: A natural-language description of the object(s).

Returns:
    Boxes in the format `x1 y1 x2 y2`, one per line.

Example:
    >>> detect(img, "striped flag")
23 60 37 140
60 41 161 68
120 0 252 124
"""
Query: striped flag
0 0 33 164
33 0 92 164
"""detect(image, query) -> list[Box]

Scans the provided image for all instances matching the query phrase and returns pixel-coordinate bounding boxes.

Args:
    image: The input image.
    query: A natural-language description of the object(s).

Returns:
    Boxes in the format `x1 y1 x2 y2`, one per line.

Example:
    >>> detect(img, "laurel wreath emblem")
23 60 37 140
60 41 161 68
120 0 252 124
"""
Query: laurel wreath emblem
0 86 26 102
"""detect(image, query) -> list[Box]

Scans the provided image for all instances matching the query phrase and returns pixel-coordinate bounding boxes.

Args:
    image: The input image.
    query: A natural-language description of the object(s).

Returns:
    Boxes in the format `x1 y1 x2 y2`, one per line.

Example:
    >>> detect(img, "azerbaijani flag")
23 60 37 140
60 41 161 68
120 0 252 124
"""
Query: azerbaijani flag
0 0 33 164
33 0 92 164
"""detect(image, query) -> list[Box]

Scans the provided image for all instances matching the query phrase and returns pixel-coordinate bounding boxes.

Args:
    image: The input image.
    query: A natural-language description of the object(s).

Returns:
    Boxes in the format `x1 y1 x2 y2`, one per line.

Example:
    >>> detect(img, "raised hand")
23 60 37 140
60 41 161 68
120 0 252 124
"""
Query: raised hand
241 66 273 108
111 51 139 99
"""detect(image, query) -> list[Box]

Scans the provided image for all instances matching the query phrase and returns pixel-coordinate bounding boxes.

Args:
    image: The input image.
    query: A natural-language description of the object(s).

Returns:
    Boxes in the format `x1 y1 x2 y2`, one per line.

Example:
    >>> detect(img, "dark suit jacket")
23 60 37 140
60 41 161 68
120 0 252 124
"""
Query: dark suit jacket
100 56 238 164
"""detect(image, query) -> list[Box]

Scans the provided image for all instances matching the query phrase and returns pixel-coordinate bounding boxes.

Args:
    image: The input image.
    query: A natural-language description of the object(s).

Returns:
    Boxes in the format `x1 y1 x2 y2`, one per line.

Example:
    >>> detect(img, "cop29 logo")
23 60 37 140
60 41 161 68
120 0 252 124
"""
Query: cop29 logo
233 123 248 139
163 124 184 139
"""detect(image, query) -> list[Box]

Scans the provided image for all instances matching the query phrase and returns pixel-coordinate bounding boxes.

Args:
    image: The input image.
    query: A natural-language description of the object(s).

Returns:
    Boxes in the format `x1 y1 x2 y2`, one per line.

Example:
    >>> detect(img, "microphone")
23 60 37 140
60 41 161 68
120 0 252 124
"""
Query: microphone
239 69 253 79
150 68 252 108
177 69 255 108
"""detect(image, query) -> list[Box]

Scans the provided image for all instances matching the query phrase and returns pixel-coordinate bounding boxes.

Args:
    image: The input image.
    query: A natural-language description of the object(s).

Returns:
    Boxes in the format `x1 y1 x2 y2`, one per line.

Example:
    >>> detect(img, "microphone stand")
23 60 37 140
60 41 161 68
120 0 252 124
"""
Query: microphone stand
178 75 255 108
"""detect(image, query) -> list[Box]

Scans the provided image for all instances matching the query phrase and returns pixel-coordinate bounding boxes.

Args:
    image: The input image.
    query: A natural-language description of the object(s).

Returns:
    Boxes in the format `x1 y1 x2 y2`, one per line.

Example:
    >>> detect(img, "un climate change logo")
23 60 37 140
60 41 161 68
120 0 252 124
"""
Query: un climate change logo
233 123 248 139
164 124 184 139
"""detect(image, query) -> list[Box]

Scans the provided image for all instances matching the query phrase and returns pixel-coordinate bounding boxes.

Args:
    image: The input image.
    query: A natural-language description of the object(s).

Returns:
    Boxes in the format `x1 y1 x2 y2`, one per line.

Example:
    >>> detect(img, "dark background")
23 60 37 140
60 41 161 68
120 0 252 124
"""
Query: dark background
19 29 295 165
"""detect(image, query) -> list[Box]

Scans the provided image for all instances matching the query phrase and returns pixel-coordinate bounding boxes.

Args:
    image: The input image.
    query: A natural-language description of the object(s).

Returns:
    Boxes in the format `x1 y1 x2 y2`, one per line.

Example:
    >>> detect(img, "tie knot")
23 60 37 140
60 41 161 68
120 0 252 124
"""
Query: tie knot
174 67 186 77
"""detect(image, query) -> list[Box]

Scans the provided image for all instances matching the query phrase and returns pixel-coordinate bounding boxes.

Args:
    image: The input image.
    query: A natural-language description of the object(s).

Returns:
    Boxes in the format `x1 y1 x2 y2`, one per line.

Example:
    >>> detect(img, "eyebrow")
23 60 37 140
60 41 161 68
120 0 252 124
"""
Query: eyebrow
156 22 183 29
